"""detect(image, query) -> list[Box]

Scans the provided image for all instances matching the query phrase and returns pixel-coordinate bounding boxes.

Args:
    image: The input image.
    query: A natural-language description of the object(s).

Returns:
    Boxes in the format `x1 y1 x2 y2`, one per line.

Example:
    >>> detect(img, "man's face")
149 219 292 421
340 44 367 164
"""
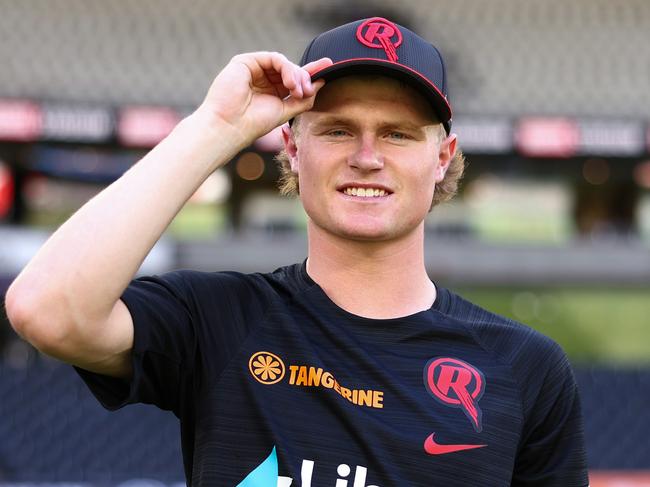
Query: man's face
284 75 455 242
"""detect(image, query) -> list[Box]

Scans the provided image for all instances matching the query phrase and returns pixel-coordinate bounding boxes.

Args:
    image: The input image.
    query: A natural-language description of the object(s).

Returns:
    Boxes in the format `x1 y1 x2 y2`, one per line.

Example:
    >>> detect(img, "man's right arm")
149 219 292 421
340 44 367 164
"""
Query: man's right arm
4 52 332 379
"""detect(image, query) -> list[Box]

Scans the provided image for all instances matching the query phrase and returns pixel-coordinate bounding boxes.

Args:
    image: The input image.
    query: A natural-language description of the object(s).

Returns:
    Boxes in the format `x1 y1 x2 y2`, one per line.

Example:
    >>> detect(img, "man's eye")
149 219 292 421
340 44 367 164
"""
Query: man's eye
327 130 349 137
388 132 408 140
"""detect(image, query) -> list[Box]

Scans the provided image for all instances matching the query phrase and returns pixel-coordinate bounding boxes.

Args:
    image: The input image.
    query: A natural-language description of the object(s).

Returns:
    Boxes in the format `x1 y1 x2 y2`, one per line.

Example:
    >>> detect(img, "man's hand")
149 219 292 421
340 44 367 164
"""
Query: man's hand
196 52 333 147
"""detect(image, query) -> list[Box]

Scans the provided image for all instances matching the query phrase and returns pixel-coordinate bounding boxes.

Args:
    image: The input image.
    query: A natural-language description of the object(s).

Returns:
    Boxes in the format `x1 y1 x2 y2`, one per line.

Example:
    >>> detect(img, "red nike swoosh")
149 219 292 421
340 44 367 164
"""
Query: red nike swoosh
424 433 487 455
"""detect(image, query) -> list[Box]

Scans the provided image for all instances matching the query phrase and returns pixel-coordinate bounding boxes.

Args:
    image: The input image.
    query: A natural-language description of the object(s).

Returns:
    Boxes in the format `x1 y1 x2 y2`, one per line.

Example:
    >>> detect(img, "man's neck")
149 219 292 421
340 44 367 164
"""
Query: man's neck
306 222 436 319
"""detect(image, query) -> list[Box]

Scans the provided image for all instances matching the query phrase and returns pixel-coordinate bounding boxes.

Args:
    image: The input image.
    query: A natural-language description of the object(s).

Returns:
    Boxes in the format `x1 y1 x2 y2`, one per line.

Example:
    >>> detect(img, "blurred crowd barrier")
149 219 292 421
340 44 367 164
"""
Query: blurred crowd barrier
590 474 650 487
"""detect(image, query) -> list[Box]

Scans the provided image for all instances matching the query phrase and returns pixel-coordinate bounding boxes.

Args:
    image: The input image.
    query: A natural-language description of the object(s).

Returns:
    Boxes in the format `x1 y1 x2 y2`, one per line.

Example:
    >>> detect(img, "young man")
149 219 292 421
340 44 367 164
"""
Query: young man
6 17 588 486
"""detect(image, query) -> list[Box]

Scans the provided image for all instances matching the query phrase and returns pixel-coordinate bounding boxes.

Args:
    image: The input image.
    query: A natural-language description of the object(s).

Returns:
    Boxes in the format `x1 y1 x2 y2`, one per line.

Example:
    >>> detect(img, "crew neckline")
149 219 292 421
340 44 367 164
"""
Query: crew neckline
297 260 450 323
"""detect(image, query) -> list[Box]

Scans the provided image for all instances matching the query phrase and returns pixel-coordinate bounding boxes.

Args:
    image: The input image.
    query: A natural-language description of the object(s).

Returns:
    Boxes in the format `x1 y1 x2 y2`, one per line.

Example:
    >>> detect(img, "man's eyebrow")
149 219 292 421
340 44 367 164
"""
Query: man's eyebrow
310 116 355 129
310 116 430 133
382 121 428 133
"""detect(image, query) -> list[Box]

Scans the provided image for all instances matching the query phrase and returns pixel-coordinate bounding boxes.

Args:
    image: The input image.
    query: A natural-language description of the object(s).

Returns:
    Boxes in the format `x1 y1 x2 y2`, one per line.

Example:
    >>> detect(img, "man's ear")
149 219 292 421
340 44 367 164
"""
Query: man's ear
435 133 457 182
281 124 299 173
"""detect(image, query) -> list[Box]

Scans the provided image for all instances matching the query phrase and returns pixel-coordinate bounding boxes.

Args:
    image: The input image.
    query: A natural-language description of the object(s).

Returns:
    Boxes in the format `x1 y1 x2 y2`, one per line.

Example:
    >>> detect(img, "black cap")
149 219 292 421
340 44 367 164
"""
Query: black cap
300 17 452 134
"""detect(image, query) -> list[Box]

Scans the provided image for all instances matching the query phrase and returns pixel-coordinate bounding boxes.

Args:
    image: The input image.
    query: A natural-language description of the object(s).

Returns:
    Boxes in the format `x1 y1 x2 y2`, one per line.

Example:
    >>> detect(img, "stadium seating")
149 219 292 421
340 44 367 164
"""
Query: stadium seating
0 0 648 118
576 366 650 469
0 355 183 482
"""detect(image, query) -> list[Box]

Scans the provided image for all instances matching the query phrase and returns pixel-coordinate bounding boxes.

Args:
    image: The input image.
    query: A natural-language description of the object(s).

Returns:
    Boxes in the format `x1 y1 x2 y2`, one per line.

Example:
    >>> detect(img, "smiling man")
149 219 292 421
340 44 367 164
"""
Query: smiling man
6 17 588 486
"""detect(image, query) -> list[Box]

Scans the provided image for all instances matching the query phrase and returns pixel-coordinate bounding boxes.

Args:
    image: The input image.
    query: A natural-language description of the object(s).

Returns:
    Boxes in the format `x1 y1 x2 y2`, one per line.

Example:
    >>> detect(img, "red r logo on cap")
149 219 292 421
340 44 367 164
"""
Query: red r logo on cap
356 17 403 62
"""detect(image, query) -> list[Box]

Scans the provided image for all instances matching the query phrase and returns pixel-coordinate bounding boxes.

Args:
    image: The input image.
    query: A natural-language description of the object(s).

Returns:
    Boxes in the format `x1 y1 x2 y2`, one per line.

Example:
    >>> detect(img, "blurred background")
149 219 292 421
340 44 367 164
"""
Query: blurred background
0 0 649 485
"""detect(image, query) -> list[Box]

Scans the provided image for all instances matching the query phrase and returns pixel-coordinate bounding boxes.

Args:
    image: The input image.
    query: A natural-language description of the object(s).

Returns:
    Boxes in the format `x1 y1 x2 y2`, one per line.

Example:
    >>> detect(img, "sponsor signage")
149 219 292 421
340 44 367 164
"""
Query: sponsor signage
516 117 580 158
41 104 114 142
249 351 385 409
577 119 645 156
117 106 181 148
453 117 513 154
0 99 42 141
2 97 650 158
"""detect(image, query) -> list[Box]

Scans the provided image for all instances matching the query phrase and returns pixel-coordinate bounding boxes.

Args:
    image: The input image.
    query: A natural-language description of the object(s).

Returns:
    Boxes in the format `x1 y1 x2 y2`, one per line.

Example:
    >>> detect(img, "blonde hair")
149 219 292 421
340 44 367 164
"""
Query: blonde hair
275 121 466 209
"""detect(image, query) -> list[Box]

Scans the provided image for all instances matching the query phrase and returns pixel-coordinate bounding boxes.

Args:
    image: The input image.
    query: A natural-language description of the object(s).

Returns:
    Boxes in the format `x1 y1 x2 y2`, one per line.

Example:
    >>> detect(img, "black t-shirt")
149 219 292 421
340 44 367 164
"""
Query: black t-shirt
76 262 589 486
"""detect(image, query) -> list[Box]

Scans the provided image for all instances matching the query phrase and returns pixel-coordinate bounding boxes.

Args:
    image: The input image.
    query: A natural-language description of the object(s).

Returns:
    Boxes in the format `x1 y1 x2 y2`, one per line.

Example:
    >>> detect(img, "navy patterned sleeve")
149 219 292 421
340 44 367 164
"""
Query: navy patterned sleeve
75 270 267 416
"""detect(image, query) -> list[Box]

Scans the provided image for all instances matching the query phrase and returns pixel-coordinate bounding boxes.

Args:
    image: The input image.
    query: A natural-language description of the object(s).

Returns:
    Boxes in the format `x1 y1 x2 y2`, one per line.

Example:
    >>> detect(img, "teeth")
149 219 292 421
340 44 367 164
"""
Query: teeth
343 187 387 197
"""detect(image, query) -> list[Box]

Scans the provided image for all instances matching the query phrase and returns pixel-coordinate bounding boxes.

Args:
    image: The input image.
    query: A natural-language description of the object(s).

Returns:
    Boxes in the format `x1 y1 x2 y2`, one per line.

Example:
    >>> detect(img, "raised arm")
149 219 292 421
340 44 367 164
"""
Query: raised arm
4 52 332 379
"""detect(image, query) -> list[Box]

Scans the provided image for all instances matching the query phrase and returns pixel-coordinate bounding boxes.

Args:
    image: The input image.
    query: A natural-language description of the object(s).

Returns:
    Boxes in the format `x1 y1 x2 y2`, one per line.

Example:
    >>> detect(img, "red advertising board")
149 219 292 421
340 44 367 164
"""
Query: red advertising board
118 106 181 147
591 472 650 486
516 117 580 157
0 99 42 141
0 162 14 218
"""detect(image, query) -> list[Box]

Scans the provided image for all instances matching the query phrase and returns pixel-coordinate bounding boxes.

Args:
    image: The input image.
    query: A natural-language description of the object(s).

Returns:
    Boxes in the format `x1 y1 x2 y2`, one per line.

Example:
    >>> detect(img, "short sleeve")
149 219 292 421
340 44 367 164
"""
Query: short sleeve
75 272 199 416
75 269 271 418
512 345 589 486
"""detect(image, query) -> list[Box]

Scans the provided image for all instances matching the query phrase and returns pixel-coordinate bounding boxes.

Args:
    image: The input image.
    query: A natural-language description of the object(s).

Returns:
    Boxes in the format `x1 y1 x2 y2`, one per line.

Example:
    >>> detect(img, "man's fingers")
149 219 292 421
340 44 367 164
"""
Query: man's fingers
291 70 304 99
285 57 333 98
239 53 333 100
282 78 326 120
256 52 310 99
242 51 327 119
311 78 326 93
303 57 334 76
266 52 307 98
300 57 333 97
266 52 293 80
242 52 295 88
261 53 332 99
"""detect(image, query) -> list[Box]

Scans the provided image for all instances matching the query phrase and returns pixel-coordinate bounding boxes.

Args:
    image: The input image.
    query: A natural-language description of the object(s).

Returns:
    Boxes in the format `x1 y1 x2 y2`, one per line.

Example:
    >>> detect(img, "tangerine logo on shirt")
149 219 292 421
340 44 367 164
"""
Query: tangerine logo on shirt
249 351 286 385
423 357 486 432
287 364 384 409
247 352 384 408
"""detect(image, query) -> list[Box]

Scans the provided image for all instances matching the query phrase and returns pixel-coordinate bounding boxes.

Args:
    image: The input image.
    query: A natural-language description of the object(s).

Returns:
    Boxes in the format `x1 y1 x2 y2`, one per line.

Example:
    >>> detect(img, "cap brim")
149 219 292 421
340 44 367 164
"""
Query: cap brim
310 58 452 132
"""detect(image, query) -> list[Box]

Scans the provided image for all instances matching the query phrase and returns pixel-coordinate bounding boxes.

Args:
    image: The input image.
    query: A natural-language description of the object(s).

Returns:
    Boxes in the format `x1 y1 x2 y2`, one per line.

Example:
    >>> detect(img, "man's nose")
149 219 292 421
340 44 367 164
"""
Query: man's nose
348 135 384 171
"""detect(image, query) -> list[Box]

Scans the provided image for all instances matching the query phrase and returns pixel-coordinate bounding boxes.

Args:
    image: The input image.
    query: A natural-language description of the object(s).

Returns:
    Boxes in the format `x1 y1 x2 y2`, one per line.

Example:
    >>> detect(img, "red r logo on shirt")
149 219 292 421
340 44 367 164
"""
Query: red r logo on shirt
424 357 485 432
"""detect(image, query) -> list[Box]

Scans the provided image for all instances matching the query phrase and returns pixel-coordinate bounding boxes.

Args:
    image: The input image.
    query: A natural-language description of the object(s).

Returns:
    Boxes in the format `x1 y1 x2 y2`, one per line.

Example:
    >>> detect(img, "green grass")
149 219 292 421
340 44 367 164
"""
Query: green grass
26 203 228 238
167 204 227 238
457 287 650 364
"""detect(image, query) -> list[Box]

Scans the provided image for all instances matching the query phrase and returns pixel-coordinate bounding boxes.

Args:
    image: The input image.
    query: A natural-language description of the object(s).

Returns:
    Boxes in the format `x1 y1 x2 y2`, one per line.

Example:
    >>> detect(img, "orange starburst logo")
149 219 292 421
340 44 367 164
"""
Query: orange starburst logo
249 351 286 385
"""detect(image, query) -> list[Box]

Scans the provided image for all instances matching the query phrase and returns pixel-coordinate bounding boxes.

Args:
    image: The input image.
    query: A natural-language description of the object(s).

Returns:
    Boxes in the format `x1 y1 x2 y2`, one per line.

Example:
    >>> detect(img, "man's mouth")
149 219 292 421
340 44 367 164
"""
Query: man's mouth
341 186 390 198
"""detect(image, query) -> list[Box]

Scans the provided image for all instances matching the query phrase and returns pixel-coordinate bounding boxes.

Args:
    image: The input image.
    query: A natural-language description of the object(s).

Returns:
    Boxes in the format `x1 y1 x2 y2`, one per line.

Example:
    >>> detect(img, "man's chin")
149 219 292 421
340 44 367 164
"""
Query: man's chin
317 221 404 243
